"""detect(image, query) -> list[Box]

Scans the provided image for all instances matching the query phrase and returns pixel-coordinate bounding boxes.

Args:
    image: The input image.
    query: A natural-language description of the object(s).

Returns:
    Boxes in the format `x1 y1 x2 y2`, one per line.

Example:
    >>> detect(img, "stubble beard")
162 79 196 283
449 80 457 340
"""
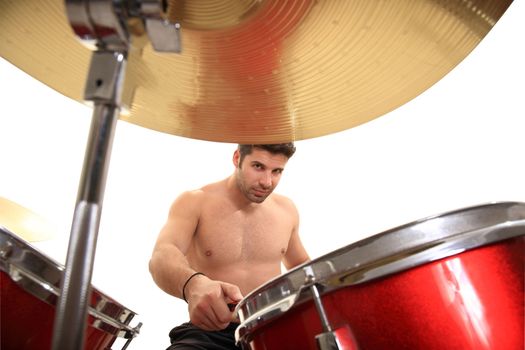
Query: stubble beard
235 170 271 204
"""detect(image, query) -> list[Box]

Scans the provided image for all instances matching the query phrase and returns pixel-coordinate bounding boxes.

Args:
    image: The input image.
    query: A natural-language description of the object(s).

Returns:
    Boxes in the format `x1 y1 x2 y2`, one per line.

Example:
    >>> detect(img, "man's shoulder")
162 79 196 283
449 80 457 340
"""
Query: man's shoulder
170 184 222 217
177 180 226 201
178 188 204 199
200 179 228 195
270 193 297 211
170 190 204 213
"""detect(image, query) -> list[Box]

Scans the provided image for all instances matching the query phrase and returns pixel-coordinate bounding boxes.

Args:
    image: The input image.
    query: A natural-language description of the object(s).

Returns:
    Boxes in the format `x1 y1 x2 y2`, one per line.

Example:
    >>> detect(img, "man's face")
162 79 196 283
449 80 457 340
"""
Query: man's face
234 148 289 203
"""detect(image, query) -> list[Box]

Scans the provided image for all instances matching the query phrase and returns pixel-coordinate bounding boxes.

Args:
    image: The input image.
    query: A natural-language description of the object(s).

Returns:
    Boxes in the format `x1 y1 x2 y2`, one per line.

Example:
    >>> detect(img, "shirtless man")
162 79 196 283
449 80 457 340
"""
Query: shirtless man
149 143 310 349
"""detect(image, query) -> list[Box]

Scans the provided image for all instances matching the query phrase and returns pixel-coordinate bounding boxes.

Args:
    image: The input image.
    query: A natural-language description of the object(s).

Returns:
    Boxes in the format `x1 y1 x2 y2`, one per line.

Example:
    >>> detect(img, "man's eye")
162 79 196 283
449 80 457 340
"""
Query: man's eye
253 163 262 169
273 169 283 175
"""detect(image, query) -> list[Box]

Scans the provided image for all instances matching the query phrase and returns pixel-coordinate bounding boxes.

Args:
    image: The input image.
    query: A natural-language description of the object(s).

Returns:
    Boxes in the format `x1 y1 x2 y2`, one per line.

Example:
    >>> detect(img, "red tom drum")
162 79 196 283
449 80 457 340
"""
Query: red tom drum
235 202 525 350
0 227 141 350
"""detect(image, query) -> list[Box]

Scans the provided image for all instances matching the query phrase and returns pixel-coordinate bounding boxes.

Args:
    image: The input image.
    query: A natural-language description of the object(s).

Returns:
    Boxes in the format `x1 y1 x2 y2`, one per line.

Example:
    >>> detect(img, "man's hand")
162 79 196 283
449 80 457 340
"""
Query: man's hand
185 274 243 330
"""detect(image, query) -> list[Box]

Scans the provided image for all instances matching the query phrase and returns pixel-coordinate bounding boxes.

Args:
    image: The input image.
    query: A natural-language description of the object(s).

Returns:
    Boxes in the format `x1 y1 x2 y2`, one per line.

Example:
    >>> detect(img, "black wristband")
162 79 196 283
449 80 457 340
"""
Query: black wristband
182 272 205 303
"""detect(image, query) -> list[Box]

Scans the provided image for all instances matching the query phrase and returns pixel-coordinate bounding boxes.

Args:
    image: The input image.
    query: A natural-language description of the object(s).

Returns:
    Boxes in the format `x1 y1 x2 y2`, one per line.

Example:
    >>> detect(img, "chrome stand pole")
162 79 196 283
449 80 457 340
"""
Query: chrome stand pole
51 1 179 347
51 50 126 350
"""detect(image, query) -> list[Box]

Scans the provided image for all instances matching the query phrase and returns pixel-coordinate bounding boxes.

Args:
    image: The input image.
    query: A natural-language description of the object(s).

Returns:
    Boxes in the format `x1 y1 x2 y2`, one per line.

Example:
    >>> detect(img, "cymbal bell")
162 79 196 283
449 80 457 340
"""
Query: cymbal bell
0 197 56 242
0 0 513 143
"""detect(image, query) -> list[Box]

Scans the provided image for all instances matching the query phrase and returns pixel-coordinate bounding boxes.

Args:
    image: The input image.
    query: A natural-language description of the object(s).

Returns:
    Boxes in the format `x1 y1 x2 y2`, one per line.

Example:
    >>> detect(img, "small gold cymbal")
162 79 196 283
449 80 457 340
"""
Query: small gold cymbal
0 0 513 143
0 197 56 242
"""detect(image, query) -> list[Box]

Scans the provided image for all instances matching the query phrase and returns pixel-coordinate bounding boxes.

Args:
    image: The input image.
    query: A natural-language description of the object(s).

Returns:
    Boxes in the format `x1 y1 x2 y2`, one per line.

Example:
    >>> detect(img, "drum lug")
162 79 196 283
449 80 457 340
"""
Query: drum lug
237 340 252 350
316 326 359 350
304 266 332 334
0 240 13 259
120 322 143 350
304 266 360 350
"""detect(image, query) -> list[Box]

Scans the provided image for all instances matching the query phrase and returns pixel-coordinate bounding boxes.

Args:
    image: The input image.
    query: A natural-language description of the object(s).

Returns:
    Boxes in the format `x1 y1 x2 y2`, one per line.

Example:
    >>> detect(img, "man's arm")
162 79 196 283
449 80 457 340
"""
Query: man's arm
149 190 201 298
282 200 310 269
149 190 243 330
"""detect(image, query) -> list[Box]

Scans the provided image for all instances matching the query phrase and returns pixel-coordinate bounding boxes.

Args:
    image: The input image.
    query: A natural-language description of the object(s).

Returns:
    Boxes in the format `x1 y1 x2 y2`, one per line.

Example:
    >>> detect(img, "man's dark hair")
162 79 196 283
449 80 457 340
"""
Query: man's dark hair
238 143 296 166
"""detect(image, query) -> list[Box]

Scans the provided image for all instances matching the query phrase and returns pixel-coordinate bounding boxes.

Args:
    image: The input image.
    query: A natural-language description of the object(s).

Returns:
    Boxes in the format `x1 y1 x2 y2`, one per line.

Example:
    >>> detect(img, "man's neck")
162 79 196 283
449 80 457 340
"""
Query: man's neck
225 175 261 210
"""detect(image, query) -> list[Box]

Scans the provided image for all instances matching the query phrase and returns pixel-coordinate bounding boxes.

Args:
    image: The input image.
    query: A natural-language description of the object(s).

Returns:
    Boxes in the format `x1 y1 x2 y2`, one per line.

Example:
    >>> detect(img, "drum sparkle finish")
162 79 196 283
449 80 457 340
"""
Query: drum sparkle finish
249 238 523 350
236 202 525 350
0 227 140 350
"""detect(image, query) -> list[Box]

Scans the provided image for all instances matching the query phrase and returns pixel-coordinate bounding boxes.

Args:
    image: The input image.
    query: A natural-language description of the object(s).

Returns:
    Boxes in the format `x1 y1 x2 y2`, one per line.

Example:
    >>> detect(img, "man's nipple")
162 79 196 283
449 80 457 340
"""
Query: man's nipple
205 250 212 257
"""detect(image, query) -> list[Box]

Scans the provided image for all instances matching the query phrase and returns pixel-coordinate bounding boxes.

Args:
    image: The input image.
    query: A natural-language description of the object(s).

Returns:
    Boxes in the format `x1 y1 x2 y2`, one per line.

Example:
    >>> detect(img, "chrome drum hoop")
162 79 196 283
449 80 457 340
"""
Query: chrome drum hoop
0 227 139 339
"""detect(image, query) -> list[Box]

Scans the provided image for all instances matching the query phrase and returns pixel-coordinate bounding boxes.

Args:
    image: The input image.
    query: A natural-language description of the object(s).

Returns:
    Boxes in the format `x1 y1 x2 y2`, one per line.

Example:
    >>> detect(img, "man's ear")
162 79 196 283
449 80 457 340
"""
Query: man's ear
233 149 240 168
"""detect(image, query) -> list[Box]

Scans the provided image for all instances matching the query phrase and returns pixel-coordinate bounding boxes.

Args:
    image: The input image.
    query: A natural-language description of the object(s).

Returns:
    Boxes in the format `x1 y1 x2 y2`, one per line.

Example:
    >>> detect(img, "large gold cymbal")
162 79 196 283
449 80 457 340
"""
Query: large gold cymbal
0 0 513 143
0 197 56 242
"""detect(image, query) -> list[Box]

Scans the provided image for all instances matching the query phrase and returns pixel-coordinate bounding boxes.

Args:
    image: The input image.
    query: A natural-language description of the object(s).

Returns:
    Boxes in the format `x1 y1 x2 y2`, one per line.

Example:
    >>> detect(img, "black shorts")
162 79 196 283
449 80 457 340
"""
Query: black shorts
167 322 241 350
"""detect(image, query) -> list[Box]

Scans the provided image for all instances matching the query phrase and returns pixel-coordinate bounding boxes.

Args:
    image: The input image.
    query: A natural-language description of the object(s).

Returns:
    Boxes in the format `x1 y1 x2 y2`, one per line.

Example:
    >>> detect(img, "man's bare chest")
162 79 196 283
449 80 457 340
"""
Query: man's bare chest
192 206 292 264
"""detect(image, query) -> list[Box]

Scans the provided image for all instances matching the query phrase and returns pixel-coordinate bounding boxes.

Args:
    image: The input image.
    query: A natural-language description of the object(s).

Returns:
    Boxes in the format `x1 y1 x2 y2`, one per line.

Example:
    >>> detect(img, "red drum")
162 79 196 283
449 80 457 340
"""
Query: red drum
0 227 141 350
235 202 525 350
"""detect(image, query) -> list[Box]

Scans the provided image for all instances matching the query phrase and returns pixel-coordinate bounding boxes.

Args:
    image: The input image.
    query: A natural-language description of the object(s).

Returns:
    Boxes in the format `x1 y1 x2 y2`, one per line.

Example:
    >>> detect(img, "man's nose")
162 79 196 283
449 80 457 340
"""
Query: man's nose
259 172 272 189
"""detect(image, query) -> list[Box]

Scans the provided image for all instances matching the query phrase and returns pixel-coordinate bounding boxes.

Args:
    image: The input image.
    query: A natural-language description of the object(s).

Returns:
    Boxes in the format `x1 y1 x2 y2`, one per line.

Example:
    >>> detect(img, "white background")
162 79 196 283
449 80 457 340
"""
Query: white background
1 2 524 349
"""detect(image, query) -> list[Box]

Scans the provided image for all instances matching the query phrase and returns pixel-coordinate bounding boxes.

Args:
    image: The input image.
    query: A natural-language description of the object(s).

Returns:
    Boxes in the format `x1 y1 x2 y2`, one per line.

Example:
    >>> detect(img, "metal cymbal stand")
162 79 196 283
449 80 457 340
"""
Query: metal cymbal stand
52 1 180 349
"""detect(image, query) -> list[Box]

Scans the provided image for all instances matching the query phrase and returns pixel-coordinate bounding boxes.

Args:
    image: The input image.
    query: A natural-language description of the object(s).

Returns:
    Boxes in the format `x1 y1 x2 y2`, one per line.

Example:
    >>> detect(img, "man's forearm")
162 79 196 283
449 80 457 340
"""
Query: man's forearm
149 245 197 299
